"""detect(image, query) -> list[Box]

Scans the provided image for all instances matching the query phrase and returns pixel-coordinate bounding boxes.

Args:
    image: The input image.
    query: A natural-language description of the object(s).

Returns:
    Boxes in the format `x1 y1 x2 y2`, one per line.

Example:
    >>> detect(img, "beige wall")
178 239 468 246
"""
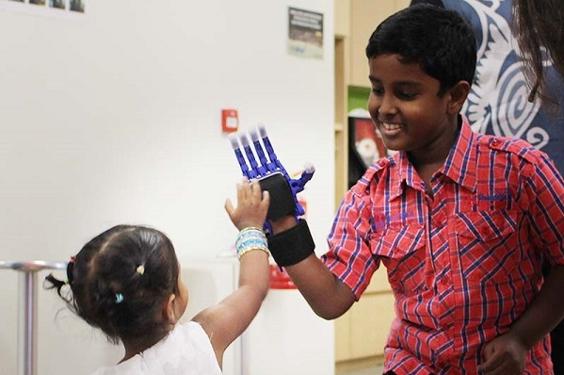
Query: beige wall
350 0 411 87
333 0 410 364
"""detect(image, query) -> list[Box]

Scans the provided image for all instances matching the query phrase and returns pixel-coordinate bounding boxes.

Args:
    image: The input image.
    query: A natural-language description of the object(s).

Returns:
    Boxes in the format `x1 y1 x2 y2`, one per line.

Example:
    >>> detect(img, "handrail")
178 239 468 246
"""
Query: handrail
0 260 67 272
1 260 68 375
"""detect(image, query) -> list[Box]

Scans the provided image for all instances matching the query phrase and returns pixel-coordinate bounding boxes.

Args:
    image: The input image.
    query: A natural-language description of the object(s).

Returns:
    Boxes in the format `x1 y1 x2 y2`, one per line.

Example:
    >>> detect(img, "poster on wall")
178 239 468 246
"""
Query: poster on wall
49 0 64 9
287 7 323 59
348 116 387 188
69 0 84 12
0 0 85 14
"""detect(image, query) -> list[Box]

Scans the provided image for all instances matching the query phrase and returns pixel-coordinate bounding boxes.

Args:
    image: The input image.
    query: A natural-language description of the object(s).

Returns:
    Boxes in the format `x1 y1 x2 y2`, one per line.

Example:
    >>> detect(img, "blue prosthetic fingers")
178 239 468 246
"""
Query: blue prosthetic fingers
229 125 315 222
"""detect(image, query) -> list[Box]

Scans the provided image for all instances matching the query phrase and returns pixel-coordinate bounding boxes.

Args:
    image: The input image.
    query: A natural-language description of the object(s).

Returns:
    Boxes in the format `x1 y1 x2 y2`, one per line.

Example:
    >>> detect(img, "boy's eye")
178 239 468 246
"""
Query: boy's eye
396 91 418 100
371 87 384 95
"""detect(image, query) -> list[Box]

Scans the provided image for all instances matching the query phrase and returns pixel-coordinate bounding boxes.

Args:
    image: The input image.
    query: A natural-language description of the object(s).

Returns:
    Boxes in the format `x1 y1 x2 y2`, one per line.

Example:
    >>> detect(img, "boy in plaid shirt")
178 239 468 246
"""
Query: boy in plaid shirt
266 5 564 374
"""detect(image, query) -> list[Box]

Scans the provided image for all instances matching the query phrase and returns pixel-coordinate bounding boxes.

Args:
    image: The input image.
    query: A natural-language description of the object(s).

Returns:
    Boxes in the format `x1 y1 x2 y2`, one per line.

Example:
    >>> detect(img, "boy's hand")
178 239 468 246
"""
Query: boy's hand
225 180 270 231
270 215 298 235
478 332 527 374
229 126 314 222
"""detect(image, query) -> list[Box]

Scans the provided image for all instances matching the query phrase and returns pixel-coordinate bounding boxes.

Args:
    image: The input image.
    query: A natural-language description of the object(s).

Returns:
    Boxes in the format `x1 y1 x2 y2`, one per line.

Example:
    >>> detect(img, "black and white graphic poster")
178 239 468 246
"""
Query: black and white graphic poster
287 7 324 59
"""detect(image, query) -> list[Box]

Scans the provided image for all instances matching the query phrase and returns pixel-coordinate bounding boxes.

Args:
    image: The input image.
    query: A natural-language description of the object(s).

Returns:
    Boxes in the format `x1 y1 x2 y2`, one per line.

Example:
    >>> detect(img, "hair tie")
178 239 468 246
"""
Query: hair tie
136 265 145 275
115 293 124 304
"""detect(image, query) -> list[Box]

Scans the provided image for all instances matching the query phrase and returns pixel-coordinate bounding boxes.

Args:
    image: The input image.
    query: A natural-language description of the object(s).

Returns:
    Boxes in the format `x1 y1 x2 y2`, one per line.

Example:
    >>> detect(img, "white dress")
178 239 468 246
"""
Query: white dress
90 321 222 375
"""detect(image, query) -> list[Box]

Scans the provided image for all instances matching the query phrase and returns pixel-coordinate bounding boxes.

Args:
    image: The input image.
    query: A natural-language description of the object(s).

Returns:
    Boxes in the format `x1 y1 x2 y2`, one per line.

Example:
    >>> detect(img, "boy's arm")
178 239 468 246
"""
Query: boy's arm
272 216 356 320
480 153 564 374
511 153 564 346
479 266 564 374
511 265 564 347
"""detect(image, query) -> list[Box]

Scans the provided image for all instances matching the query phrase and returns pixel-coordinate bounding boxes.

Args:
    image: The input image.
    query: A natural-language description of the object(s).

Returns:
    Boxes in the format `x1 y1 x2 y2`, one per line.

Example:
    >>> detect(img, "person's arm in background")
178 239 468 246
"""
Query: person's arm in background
479 154 564 375
194 181 270 367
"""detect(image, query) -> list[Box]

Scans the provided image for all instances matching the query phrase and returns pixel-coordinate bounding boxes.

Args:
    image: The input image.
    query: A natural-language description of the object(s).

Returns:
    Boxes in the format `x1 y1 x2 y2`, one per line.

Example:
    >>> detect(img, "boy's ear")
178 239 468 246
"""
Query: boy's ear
447 81 471 115
163 293 177 324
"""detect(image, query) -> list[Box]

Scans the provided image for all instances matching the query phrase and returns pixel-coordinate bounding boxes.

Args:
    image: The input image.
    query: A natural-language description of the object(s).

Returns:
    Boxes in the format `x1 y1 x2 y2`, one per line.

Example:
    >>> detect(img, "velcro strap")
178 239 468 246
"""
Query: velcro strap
267 219 315 267
258 172 296 220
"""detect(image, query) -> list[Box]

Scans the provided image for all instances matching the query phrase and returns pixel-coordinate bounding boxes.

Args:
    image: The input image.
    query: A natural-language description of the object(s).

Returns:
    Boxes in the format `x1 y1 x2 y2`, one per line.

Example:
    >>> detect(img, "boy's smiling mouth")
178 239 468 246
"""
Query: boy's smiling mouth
378 121 404 137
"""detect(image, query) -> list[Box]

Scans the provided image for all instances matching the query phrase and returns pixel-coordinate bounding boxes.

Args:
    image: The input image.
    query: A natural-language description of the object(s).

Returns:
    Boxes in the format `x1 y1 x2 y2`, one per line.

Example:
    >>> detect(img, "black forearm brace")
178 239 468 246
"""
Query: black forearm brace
267 219 315 267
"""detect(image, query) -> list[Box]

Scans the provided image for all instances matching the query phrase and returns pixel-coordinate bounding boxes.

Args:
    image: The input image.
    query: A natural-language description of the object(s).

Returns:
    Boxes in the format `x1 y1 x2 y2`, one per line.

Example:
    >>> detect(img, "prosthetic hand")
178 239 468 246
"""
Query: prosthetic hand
229 125 316 267
229 125 315 222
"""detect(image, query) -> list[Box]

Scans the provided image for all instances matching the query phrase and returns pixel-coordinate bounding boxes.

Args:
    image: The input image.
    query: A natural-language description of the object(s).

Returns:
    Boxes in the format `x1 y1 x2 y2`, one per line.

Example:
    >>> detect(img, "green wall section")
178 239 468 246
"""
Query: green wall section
348 85 371 113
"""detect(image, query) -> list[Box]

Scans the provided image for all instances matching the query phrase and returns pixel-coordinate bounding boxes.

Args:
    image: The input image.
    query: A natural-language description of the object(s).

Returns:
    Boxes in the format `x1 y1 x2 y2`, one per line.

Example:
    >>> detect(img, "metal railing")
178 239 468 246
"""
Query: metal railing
0 260 67 375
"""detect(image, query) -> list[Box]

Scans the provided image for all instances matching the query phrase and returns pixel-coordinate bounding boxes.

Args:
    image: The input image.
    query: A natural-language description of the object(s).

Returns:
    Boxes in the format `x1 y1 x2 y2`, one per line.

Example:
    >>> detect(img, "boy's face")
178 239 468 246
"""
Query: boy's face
367 54 459 154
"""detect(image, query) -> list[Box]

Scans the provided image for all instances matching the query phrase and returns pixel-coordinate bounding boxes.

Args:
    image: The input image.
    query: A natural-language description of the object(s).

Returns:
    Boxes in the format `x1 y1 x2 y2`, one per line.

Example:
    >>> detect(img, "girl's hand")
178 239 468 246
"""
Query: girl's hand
225 180 270 231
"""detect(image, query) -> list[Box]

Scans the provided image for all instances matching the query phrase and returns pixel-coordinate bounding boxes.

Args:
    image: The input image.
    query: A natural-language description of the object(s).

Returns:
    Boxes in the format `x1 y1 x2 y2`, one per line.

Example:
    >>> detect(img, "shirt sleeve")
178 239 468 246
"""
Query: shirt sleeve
322 175 379 300
525 152 564 265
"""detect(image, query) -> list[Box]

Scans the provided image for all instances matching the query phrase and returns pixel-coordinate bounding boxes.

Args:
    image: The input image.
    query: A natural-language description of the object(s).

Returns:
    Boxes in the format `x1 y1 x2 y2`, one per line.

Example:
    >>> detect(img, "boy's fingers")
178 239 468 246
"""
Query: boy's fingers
481 342 494 361
478 351 505 373
486 361 513 375
487 363 511 375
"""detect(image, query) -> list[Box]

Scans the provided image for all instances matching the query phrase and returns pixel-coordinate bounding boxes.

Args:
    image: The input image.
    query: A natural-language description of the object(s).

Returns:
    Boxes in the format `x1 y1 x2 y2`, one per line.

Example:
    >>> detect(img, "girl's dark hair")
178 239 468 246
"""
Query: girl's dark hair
513 0 564 101
366 4 477 96
45 225 179 346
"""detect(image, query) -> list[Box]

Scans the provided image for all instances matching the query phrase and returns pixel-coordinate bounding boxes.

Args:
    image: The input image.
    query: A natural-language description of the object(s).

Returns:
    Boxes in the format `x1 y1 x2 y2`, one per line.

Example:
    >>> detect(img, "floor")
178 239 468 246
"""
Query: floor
338 364 384 375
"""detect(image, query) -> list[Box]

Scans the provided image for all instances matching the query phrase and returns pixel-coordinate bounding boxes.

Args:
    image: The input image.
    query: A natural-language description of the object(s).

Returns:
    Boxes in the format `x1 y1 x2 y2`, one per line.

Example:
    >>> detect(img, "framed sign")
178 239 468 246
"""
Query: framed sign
287 7 324 59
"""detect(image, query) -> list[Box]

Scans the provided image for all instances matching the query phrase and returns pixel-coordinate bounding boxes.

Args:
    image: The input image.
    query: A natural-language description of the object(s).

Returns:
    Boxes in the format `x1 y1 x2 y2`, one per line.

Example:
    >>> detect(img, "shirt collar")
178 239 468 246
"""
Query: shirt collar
389 115 477 200
441 116 477 192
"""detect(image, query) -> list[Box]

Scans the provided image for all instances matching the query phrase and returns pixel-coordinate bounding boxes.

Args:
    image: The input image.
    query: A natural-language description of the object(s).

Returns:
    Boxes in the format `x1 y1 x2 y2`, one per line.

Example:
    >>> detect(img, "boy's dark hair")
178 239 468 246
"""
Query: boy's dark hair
46 225 179 346
366 4 477 95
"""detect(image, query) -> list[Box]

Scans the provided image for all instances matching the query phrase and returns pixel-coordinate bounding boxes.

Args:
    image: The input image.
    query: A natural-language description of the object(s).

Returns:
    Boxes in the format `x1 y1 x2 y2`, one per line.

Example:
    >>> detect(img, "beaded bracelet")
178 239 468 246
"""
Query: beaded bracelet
236 227 269 259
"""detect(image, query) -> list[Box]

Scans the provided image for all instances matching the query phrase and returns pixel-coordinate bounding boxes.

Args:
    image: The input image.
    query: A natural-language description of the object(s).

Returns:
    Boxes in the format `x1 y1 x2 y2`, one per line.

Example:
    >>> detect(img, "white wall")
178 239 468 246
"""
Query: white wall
0 0 334 373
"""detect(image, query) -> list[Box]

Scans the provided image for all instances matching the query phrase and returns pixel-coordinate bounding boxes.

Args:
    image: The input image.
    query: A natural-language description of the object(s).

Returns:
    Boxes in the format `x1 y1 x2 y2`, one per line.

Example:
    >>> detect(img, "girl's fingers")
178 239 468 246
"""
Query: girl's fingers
251 181 262 201
224 198 235 219
260 190 270 210
242 180 250 201
236 182 244 203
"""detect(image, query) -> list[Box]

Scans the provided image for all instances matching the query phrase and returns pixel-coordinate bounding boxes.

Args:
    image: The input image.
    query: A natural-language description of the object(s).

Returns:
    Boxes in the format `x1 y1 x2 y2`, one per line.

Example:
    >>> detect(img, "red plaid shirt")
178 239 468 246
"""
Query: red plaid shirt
323 117 564 374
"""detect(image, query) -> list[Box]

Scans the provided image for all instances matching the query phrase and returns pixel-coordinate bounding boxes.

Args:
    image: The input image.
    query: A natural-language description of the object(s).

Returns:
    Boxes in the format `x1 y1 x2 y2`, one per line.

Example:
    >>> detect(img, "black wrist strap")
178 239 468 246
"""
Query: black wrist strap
258 172 296 221
267 219 315 267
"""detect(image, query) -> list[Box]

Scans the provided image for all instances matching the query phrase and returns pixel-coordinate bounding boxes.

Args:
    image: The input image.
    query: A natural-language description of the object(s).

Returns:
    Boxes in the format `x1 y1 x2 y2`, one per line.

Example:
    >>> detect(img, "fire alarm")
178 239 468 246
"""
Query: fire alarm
222 109 239 133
